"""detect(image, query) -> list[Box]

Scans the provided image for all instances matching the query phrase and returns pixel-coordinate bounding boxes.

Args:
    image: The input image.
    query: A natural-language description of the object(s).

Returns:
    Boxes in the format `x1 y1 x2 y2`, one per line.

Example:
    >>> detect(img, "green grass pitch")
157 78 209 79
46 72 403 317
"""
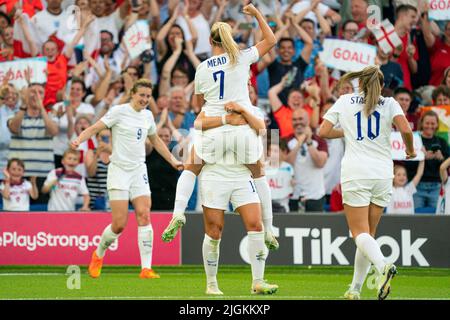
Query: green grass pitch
0 265 449 300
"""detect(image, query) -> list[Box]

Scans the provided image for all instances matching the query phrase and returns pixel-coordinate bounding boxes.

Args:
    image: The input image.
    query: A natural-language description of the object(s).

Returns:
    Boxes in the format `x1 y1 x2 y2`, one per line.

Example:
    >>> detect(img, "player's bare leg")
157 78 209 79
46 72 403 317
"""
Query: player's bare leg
237 203 278 295
162 149 204 242
133 195 159 279
245 158 279 250
89 196 128 278
202 207 224 295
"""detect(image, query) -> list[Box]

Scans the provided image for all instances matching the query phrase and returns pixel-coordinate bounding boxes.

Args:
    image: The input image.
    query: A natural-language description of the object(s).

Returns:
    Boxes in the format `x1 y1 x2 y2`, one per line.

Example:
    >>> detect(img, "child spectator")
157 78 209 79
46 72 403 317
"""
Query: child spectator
42 149 90 211
265 141 294 213
0 158 38 211
386 161 425 214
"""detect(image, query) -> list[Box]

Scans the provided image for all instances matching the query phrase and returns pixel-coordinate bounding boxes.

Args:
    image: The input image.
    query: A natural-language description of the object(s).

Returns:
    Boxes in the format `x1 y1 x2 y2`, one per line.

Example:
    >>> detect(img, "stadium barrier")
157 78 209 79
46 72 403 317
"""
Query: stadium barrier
182 213 450 268
0 212 180 265
1 212 449 268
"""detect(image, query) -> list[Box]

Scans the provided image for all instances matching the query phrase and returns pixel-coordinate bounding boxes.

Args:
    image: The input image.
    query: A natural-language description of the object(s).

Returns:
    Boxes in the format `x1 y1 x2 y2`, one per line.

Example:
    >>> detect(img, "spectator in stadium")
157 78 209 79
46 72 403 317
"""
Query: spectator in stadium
168 86 196 132
42 148 90 211
267 35 313 105
0 158 38 211
386 161 424 214
439 157 450 214
0 11 11 29
31 0 66 45
146 122 183 210
0 24 13 61
0 84 19 179
413 110 449 210
89 0 130 44
268 75 320 139
421 7 450 87
286 108 328 212
52 78 95 168
290 0 341 31
177 0 211 60
431 85 450 105
265 141 294 213
341 19 359 41
7 83 58 204
393 87 419 130
85 128 112 210
72 115 96 178
376 42 404 91
393 4 419 91
158 37 200 97
156 5 198 81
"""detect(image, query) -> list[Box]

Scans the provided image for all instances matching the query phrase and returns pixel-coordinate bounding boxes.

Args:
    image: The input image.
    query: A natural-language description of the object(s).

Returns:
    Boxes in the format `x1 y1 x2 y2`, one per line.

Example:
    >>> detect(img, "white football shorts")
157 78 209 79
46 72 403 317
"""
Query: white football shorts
200 179 260 211
107 162 151 201
342 179 393 207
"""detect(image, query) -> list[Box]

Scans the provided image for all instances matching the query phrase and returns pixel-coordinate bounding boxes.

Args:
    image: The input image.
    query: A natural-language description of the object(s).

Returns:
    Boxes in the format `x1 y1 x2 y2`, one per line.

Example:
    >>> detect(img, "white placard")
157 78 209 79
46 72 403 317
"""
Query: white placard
428 0 450 21
0 57 48 89
124 20 152 60
390 131 425 161
319 39 377 72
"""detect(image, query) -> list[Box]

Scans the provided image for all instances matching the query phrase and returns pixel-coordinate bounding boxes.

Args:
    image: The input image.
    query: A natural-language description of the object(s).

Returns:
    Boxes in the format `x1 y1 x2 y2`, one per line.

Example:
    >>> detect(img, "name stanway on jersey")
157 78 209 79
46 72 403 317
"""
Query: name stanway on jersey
323 94 404 182
195 46 259 117
101 104 157 171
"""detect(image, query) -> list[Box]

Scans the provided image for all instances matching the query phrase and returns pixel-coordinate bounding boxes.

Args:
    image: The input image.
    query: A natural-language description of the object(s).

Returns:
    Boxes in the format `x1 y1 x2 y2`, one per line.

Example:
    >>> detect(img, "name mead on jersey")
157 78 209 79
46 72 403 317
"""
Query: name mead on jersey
207 56 227 68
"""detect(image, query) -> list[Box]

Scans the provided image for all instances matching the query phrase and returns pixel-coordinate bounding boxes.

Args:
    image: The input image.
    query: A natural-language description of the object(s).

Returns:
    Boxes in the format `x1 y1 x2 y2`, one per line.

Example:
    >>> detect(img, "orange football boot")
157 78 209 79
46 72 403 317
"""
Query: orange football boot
139 268 160 279
88 251 103 278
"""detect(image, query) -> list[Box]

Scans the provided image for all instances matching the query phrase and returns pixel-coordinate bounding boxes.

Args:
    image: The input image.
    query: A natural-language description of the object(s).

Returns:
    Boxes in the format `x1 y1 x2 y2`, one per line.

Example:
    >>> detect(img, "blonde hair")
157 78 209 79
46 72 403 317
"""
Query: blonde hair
130 78 153 96
339 65 384 116
210 22 240 65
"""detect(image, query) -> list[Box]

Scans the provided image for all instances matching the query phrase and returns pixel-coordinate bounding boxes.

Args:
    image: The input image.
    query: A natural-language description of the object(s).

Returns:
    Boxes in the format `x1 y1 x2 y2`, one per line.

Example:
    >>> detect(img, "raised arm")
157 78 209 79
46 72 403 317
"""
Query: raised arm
156 5 180 60
159 38 183 96
243 4 276 57
420 5 436 49
15 10 39 57
291 18 313 64
64 14 95 60
412 160 425 187
440 157 450 184
268 75 288 113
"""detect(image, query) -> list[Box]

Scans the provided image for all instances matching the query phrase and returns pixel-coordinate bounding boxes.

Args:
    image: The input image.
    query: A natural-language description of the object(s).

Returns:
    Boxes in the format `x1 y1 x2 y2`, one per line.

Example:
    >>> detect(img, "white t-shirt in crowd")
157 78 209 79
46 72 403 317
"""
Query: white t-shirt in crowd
195 46 259 118
52 102 95 156
0 180 32 211
386 182 416 214
323 94 404 183
288 138 326 200
101 104 157 171
96 10 125 44
32 9 67 44
265 161 294 211
44 169 89 211
177 14 211 56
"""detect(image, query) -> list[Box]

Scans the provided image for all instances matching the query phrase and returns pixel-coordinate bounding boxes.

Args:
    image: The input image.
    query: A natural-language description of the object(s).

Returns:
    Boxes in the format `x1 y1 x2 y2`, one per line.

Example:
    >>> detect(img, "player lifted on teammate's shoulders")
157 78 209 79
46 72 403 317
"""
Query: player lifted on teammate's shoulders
162 4 279 253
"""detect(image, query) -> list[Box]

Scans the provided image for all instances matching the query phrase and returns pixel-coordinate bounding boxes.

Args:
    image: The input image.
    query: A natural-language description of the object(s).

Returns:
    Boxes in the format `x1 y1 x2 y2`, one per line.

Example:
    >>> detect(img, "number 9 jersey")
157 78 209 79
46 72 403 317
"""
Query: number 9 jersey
194 46 259 117
323 94 404 183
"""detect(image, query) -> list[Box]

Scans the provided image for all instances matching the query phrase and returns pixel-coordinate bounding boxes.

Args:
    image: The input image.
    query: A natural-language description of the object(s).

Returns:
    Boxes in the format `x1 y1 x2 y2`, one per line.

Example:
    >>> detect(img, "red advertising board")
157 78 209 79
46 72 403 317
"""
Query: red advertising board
0 212 181 265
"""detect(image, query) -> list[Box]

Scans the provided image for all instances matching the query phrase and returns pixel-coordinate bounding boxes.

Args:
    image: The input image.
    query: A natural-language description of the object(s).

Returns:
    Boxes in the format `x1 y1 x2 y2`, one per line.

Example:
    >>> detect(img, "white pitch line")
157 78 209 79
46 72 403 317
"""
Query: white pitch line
2 296 449 300
0 273 62 276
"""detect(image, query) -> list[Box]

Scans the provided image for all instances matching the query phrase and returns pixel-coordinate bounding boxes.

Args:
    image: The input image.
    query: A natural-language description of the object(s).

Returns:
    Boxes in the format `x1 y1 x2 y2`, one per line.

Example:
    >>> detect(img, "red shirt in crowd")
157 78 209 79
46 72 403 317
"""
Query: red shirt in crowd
429 37 450 86
273 104 314 139
397 33 419 90
44 54 69 108
0 0 43 17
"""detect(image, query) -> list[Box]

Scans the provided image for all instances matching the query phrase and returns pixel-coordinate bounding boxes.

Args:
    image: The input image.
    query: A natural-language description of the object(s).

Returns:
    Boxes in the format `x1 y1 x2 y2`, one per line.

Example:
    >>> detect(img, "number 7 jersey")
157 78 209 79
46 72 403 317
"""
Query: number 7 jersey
323 93 404 183
194 46 259 117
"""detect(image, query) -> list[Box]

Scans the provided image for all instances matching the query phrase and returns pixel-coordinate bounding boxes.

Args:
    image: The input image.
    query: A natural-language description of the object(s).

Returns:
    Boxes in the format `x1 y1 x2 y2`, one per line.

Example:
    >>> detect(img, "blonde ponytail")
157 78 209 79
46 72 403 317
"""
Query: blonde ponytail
210 22 240 65
339 65 384 116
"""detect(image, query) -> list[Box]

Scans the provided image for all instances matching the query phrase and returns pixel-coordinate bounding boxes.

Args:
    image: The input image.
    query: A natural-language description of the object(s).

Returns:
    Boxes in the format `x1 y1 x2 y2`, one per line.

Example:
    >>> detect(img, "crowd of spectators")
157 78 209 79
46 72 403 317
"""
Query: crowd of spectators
0 0 449 214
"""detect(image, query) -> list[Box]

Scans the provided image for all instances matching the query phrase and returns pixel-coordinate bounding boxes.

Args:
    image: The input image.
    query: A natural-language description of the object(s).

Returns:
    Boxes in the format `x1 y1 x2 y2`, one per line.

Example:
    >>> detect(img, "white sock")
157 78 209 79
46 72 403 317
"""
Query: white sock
202 234 221 284
173 170 197 216
96 224 120 258
247 231 266 284
350 248 372 292
253 176 273 234
355 233 386 274
138 224 153 269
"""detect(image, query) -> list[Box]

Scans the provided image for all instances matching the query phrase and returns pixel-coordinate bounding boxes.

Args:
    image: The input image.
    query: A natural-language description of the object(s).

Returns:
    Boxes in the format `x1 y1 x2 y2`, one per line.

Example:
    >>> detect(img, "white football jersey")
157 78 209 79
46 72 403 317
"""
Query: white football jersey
323 94 404 183
195 46 259 117
45 169 89 211
101 104 156 171
0 180 32 211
